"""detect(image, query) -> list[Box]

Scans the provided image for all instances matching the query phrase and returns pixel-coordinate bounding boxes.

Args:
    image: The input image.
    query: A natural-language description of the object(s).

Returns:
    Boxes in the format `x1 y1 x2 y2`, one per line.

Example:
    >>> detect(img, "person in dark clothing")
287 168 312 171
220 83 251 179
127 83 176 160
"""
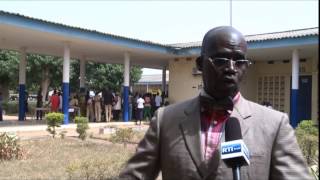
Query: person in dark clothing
24 91 29 120
36 89 43 120
103 88 114 122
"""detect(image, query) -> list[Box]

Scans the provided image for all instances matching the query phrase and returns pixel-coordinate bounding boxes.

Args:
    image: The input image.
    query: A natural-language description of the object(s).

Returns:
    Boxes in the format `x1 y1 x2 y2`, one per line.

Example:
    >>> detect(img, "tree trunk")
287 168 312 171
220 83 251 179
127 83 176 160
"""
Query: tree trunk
41 66 51 102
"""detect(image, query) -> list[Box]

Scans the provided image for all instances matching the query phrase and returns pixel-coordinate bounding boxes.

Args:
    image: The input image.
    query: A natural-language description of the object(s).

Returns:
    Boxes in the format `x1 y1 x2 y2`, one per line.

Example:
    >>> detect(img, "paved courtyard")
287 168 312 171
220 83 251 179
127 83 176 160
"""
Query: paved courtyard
0 115 149 140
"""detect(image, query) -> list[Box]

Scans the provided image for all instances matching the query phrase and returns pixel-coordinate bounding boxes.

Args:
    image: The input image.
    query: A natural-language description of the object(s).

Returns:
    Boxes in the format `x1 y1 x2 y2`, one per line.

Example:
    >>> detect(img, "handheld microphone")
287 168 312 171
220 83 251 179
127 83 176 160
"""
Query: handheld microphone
221 117 250 180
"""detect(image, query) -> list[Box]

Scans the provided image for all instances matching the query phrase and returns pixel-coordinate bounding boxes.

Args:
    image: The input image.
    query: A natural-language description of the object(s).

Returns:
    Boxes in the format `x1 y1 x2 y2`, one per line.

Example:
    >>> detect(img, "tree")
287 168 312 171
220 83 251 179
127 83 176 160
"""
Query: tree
82 62 142 93
26 54 63 101
0 50 19 100
1 49 143 101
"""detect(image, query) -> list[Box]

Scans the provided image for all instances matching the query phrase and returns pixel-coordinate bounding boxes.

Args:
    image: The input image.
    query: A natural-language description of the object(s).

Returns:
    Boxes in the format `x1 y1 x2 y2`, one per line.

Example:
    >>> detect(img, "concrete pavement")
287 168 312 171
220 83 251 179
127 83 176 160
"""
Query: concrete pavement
0 115 147 139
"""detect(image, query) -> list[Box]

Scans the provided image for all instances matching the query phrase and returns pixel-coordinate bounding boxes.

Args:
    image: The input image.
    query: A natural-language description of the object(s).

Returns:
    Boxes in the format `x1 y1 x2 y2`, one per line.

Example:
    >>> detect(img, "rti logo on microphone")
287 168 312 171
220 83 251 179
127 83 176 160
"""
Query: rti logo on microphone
221 144 242 155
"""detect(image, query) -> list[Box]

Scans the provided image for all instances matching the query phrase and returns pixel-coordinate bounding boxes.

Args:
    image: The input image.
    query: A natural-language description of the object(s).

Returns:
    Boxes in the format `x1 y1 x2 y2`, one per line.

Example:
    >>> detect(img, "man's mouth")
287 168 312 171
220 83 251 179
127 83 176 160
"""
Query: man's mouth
223 76 236 83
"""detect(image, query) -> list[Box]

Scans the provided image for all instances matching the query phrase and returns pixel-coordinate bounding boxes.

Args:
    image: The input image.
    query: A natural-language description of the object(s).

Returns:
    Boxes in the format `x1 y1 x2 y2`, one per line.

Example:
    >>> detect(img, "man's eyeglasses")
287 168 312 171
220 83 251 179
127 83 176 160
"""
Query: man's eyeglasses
208 57 252 68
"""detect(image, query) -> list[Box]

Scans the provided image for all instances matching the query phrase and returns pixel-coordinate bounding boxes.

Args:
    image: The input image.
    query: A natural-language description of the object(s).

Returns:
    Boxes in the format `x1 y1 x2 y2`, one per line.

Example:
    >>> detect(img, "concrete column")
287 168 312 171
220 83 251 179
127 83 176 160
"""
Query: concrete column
290 49 299 128
123 52 130 122
162 66 167 103
62 43 70 124
162 66 167 95
80 59 86 92
18 48 27 121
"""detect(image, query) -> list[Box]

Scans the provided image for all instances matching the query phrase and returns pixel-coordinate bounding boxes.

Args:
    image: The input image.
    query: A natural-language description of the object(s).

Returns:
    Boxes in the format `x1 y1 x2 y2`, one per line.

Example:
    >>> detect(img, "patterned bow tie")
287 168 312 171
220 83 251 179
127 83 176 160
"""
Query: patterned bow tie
200 95 234 113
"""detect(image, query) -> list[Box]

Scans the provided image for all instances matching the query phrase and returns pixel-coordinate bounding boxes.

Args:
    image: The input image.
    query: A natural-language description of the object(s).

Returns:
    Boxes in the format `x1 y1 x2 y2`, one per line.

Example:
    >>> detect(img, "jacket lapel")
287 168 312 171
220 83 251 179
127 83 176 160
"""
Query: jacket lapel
231 95 252 137
178 95 253 178
179 97 206 177
205 95 253 178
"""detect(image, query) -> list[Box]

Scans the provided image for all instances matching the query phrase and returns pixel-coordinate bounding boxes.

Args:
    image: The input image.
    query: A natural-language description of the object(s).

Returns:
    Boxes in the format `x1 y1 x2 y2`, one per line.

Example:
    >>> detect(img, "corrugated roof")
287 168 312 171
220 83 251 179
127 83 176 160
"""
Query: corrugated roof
1 10 318 50
0 10 169 48
169 27 319 48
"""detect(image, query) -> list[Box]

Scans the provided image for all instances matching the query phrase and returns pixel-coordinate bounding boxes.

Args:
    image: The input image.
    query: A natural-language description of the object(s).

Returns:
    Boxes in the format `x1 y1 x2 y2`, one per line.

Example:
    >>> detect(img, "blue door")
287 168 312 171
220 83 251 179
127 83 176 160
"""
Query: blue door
290 75 312 128
297 76 312 122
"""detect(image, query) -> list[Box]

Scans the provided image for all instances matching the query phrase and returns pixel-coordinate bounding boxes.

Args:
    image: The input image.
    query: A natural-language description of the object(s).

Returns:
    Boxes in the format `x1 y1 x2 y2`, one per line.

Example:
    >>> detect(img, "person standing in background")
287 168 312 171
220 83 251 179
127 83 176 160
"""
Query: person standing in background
132 92 139 121
136 94 144 125
94 92 102 122
128 92 133 121
36 89 43 120
86 91 94 122
58 90 62 112
50 90 60 112
112 93 121 121
143 93 152 121
155 92 162 111
69 94 79 121
24 91 29 120
103 88 114 122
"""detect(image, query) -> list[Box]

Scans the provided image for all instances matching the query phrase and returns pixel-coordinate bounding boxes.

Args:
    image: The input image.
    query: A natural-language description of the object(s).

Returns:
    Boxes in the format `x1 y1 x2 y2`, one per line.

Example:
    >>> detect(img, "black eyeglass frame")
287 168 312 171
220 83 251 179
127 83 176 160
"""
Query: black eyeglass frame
207 57 252 68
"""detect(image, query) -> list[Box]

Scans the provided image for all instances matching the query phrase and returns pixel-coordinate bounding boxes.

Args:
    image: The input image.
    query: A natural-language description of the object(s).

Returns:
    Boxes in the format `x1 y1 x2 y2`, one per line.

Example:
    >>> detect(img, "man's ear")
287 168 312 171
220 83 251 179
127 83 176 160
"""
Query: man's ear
196 56 203 71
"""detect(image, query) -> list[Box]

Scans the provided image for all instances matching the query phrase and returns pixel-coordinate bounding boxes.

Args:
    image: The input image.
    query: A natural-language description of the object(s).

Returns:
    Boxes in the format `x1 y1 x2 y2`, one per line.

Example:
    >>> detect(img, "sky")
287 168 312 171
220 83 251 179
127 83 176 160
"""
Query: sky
0 0 318 74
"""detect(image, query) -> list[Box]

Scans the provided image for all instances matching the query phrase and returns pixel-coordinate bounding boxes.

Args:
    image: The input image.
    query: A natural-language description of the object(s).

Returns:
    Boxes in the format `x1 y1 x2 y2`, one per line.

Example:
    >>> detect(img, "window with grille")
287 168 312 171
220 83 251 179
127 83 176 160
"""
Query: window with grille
257 75 285 112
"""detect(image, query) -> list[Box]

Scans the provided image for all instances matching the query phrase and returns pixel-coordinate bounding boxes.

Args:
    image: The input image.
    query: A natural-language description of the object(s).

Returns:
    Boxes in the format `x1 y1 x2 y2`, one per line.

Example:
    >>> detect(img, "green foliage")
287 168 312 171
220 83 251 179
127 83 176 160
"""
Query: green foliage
3 101 19 114
26 54 63 92
75 116 89 140
0 49 142 101
0 50 19 90
0 132 25 160
85 62 142 92
46 112 64 138
110 128 135 148
296 120 319 179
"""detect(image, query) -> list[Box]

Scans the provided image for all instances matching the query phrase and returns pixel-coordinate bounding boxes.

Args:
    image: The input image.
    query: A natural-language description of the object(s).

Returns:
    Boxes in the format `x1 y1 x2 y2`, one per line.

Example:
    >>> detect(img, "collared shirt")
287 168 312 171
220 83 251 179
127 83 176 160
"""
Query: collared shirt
200 90 241 161
155 95 162 107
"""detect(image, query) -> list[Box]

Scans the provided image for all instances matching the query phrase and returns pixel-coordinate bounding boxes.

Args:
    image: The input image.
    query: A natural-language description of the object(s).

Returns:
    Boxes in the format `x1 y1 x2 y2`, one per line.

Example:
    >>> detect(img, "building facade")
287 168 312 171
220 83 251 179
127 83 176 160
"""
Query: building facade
168 28 318 124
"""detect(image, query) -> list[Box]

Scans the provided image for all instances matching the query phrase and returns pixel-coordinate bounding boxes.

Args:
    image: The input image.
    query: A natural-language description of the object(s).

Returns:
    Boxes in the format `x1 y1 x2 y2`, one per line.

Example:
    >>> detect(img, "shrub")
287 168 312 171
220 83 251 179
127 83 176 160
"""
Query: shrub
46 112 64 138
0 132 25 160
2 101 36 115
110 128 135 148
296 120 319 179
2 101 18 115
65 155 129 180
75 116 89 140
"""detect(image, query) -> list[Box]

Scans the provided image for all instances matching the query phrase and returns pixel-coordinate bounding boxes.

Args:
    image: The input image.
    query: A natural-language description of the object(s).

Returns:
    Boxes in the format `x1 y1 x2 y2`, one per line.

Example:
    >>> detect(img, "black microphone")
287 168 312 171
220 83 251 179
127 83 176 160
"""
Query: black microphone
221 117 250 180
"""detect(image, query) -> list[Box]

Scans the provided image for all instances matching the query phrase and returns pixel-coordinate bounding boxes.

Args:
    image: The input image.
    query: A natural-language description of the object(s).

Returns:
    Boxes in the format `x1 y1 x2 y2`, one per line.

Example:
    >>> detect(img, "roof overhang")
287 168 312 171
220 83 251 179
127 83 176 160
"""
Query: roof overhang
172 35 318 61
0 11 178 69
0 11 318 67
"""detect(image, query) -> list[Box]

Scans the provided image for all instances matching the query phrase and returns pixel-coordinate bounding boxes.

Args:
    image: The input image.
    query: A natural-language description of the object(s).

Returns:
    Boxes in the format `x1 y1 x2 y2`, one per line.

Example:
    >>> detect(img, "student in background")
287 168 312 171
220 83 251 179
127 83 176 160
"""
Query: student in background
112 93 121 121
94 92 102 122
143 93 152 121
36 89 43 120
136 94 144 125
103 88 114 122
50 90 60 112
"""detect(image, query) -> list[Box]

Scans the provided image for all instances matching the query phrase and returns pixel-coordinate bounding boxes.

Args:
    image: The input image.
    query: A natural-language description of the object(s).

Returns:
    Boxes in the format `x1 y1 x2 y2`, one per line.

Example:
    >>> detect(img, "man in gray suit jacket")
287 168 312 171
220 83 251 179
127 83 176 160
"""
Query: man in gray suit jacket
119 26 311 180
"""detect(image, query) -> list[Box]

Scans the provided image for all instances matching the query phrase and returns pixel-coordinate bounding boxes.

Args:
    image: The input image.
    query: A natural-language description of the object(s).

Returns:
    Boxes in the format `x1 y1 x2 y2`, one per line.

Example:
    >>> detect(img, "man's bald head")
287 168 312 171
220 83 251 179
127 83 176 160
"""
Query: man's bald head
196 26 249 98
200 26 247 57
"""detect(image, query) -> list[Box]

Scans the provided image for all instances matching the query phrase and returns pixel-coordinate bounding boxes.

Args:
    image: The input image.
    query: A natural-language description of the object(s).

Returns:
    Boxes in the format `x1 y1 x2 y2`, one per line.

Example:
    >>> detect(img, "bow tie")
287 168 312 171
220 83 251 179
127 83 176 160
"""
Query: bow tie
200 95 234 112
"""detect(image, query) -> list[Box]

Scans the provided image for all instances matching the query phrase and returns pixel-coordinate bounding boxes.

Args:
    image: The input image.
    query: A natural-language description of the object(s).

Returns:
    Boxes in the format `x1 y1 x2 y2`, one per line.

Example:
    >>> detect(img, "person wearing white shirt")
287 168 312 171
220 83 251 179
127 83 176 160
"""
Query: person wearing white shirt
136 94 145 125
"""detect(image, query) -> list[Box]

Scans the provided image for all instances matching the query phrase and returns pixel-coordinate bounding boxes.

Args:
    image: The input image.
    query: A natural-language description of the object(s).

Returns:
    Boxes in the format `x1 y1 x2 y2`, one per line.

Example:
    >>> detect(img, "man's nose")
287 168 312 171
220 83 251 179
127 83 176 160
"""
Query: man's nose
227 59 236 70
